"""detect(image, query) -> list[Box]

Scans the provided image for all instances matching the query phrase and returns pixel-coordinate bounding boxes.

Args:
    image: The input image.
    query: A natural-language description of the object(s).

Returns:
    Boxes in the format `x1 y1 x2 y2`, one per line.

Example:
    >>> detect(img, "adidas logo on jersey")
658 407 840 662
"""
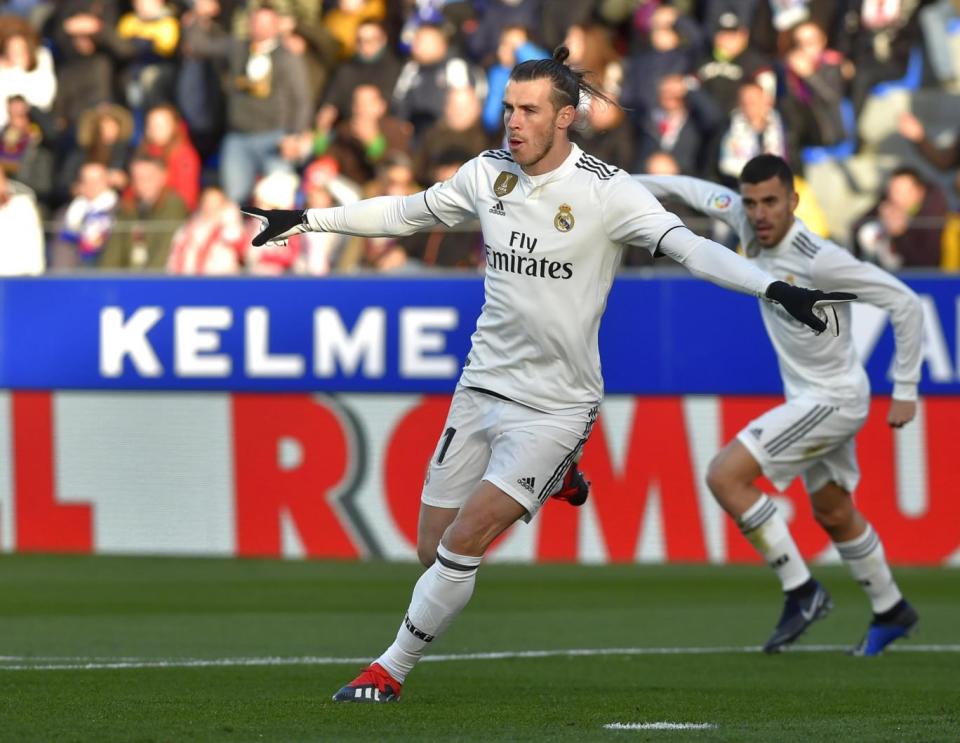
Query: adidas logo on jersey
750 427 763 439
489 200 505 215
517 476 536 494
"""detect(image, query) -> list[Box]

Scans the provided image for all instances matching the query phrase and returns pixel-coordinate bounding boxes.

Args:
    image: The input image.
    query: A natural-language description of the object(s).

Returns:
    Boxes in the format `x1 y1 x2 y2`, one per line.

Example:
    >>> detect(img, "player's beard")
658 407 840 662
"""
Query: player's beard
515 127 555 170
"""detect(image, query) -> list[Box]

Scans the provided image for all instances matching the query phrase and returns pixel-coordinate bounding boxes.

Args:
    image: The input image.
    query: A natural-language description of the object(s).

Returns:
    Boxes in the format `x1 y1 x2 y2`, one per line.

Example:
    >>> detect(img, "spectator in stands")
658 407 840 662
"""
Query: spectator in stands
540 0 595 51
563 23 623 96
696 11 775 115
714 81 788 187
318 20 402 128
621 5 699 122
0 165 43 274
0 19 56 128
392 23 486 141
167 185 245 274
51 161 117 269
778 20 851 149
59 102 134 201
0 94 53 204
853 166 950 269
481 26 548 135
243 170 301 274
114 0 180 112
182 2 312 205
898 111 960 197
176 0 229 160
919 0 960 88
636 73 723 176
571 87 636 171
848 0 923 115
296 156 361 274
99 154 188 270
271 0 339 107
465 0 542 63
136 104 201 210
322 0 386 62
48 1 119 130
414 86 490 186
313 83 412 186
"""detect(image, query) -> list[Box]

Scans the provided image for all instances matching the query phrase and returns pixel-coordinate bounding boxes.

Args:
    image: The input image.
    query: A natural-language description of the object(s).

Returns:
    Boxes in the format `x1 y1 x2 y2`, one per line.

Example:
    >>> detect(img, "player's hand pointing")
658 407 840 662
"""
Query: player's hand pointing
242 206 309 246
765 281 857 335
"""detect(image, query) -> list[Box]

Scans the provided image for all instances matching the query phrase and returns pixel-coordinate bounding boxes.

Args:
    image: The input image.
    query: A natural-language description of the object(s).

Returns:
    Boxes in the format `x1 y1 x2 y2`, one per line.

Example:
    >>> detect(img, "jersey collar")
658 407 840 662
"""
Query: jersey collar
767 217 807 256
518 142 582 189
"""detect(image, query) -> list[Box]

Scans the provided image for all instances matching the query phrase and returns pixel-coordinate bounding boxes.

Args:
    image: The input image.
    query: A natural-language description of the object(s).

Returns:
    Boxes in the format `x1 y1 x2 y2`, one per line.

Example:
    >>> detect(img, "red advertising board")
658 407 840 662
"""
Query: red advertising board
1 392 956 564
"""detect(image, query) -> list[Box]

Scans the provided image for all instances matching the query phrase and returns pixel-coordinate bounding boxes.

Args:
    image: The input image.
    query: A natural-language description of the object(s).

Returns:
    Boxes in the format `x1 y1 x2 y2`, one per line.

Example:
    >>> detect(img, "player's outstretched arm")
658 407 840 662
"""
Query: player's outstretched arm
244 207 307 246
654 226 856 333
763 280 857 335
244 193 442 247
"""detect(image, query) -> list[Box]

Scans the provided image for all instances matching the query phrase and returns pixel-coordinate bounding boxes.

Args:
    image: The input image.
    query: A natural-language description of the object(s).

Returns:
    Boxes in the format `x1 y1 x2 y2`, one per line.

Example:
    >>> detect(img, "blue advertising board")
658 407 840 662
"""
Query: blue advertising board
0 274 956 394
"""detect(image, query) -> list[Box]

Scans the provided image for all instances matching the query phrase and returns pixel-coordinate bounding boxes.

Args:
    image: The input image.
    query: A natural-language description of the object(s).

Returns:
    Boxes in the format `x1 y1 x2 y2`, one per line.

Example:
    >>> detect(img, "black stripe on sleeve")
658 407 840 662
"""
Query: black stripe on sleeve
423 190 443 224
655 224 686 254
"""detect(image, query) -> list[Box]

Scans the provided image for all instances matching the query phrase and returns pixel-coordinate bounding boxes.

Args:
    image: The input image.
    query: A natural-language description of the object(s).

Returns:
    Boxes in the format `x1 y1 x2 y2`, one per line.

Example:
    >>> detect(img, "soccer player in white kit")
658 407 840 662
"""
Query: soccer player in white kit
246 51 853 702
637 154 923 656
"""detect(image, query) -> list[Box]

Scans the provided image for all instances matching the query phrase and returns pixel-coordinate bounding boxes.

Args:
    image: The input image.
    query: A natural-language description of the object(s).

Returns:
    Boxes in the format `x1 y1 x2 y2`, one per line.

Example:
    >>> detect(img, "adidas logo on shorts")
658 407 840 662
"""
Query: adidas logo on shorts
517 476 535 494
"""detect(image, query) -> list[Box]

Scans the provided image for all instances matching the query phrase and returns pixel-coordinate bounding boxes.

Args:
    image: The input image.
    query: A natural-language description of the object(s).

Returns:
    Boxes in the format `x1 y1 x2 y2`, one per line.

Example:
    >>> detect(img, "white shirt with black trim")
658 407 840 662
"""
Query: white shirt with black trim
424 144 703 412
637 175 924 403
304 144 774 413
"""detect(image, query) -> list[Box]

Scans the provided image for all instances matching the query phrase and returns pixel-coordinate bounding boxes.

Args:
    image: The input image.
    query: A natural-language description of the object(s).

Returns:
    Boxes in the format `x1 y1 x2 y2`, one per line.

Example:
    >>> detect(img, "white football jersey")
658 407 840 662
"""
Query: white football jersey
637 175 924 403
424 144 685 412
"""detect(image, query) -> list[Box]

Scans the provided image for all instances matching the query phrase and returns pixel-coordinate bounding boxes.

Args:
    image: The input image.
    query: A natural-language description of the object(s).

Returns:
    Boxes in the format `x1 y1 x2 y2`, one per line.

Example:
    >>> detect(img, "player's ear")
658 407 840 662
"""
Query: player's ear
556 104 575 131
789 189 800 212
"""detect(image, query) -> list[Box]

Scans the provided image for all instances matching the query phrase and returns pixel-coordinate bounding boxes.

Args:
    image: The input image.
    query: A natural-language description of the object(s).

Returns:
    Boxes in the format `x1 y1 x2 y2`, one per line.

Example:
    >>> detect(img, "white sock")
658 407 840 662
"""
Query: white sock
835 524 902 614
375 543 482 683
738 494 811 591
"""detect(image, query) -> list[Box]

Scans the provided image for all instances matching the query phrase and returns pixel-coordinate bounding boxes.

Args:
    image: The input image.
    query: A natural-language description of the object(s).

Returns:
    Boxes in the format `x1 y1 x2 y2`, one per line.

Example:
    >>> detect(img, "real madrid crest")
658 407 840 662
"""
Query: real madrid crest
554 203 575 232
493 171 518 197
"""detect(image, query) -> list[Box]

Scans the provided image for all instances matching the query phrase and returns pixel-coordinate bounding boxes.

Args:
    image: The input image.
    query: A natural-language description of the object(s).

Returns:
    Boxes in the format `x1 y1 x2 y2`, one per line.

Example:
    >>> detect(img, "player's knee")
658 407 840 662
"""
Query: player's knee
417 543 438 568
442 519 495 558
706 454 734 499
813 500 853 531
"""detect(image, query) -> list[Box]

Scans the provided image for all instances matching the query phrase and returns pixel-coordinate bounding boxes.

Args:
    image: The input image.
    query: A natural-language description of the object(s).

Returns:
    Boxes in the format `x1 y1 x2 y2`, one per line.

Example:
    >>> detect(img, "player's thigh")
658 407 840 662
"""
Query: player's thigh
736 399 864 493
482 402 597 521
442 480 529 556
802 436 862 497
421 387 495 512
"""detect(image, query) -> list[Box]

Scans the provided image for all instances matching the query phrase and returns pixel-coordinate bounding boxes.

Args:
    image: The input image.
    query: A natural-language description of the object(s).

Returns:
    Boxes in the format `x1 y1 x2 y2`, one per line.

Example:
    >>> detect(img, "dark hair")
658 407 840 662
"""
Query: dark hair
508 45 617 112
740 154 794 189
890 165 926 185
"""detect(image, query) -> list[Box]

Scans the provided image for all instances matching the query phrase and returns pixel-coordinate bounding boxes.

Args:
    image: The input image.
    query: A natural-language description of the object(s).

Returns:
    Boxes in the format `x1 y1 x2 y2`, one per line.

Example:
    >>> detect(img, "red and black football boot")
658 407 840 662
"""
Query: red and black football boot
550 463 590 507
332 663 402 703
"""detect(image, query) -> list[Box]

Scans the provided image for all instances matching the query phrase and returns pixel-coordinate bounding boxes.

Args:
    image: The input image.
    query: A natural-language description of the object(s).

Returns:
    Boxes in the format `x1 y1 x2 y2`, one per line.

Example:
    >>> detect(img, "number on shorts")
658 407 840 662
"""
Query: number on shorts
436 426 456 464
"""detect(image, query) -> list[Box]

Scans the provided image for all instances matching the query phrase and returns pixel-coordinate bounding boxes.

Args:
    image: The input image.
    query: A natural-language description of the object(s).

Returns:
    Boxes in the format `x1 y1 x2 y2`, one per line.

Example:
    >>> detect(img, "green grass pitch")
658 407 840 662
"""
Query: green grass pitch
0 555 957 741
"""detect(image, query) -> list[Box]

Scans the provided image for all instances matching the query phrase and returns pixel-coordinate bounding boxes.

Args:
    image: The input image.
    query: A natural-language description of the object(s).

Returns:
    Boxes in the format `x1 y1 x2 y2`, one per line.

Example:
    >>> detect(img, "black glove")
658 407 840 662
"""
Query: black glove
765 281 857 334
242 206 308 246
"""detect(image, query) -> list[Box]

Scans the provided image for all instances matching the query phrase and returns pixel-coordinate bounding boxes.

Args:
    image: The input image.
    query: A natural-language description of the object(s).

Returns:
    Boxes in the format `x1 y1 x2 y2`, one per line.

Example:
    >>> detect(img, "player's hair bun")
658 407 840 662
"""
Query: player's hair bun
553 45 571 65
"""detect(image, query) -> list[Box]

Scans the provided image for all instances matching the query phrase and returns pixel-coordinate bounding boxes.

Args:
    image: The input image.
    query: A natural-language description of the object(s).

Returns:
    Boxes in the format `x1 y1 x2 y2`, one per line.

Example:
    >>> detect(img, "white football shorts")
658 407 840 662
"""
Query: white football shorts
736 397 869 494
421 385 598 519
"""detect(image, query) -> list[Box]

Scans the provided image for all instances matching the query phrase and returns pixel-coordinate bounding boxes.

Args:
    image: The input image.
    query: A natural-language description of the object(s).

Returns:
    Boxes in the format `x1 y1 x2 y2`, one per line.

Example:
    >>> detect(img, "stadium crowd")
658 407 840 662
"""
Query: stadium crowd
0 0 958 275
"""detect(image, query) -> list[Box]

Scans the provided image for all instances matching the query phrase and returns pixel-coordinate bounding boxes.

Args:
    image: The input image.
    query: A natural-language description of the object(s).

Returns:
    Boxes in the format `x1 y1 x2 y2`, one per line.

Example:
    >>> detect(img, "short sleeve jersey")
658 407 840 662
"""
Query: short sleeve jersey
424 144 683 412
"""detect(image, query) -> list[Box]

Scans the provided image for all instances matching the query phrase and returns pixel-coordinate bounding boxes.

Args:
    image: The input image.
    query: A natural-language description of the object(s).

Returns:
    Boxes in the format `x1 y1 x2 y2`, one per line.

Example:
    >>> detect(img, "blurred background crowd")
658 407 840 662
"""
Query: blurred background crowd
1 0 959 276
